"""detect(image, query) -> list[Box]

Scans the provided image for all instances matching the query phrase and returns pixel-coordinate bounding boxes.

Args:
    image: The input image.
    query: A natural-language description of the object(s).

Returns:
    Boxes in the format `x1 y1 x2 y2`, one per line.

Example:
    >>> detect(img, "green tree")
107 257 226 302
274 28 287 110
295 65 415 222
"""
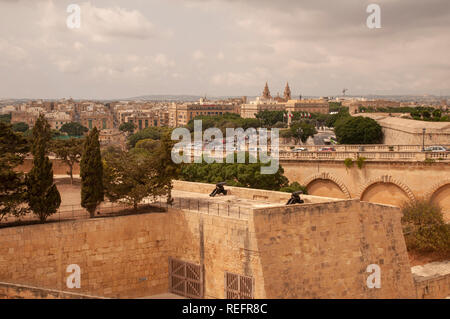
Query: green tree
0 122 29 222
328 102 343 113
127 126 167 148
149 132 182 204
51 138 84 185
60 122 88 137
103 147 156 211
422 110 431 120
80 127 104 217
279 182 308 194
281 120 317 144
12 122 29 133
255 110 286 127
135 138 160 152
401 199 450 254
25 114 61 223
325 108 350 127
432 109 442 119
180 152 289 191
119 122 136 134
334 116 383 144
0 113 11 123
103 133 180 210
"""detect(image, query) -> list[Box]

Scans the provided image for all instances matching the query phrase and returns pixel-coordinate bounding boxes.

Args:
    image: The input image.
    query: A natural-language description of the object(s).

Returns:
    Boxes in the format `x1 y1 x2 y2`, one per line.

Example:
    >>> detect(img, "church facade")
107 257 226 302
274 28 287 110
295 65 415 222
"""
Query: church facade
240 82 329 118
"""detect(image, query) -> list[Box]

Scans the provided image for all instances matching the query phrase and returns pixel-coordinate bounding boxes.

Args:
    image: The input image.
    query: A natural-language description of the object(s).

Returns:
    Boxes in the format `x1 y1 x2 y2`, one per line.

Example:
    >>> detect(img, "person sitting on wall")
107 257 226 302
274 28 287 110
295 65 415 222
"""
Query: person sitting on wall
210 182 227 197
286 191 304 205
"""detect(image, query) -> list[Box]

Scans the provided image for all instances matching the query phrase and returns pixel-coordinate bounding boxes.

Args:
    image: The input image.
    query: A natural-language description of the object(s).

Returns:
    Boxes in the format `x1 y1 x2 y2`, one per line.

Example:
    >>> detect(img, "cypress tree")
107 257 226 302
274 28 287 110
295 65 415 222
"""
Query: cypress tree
80 127 104 217
0 122 29 222
26 114 61 222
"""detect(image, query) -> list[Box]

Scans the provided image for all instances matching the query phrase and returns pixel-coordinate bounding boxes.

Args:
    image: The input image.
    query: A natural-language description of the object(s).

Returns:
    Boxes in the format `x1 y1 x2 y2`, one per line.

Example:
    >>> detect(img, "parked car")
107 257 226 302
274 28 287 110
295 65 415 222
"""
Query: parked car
291 147 308 152
318 147 336 152
423 146 448 152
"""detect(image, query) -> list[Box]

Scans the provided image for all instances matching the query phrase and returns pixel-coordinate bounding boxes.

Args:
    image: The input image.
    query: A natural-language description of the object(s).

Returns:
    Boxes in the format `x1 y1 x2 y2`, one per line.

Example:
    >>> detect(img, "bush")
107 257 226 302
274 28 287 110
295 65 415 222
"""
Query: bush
280 182 308 194
401 199 450 254
344 158 354 169
356 156 366 169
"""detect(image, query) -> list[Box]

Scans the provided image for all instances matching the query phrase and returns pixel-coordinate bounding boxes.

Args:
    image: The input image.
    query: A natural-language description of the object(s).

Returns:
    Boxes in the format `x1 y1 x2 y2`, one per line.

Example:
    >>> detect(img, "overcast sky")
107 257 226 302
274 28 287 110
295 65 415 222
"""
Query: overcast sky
0 0 449 99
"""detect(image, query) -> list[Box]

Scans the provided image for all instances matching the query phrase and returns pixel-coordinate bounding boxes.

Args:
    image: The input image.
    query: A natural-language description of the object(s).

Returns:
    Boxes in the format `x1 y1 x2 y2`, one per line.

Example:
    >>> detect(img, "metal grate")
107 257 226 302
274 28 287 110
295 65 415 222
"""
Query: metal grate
225 272 254 299
169 257 203 299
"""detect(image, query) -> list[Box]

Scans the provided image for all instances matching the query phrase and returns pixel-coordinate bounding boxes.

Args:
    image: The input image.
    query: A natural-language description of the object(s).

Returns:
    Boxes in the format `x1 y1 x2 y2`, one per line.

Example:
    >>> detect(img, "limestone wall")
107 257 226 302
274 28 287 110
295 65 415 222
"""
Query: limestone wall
0 282 103 299
415 274 450 299
0 197 417 299
281 160 450 217
251 200 416 298
172 180 339 204
0 212 174 298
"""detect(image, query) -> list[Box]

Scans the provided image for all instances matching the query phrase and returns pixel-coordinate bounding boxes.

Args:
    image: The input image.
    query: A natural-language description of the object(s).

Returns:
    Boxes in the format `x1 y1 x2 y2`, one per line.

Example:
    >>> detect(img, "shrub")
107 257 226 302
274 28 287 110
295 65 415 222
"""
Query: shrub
356 156 366 169
401 199 450 254
280 182 308 194
344 158 354 169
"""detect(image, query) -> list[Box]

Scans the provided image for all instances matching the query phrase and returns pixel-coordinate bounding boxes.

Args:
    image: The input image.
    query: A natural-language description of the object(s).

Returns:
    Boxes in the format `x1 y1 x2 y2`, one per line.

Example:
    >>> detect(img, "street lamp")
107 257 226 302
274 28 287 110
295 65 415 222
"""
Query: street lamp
422 128 426 151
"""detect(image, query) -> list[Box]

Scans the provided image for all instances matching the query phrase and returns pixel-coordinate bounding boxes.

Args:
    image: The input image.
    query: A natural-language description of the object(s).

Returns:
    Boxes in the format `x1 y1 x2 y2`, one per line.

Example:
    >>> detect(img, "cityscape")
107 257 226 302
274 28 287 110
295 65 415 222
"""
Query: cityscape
0 0 449 307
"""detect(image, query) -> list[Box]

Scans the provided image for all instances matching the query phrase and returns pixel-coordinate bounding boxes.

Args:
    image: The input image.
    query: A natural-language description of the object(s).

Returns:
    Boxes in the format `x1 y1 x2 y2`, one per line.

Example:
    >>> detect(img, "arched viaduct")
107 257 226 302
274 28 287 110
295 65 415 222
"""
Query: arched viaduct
281 160 450 218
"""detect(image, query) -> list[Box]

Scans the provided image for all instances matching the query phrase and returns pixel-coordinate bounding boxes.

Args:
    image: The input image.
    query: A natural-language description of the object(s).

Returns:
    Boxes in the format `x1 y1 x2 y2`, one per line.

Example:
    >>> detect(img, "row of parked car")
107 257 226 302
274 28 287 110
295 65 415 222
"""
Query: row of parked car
291 147 336 152
290 146 449 153
423 146 449 152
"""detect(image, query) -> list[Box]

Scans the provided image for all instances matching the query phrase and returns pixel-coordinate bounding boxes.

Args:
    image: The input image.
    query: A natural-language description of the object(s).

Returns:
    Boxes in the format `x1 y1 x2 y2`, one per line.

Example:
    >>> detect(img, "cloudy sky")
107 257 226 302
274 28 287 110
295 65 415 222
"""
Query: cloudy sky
0 0 449 99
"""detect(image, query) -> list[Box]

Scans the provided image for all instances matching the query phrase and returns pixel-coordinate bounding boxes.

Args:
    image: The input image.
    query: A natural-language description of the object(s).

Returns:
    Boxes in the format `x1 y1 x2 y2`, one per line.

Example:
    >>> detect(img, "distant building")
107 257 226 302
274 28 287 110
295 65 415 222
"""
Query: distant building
44 112 71 130
240 82 329 118
355 113 450 145
123 111 167 130
80 111 114 130
343 99 401 110
168 100 241 127
11 110 38 127
98 129 127 150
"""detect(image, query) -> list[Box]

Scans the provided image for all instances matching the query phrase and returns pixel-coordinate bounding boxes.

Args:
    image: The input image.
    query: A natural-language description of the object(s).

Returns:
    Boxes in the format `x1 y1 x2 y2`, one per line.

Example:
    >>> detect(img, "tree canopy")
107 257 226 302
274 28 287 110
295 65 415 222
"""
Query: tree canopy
280 120 317 143
60 122 88 137
401 199 450 254
179 152 289 191
185 113 260 133
80 127 104 217
103 132 180 209
255 110 287 127
119 122 136 134
25 114 61 222
0 122 29 222
127 126 168 148
12 122 29 133
51 138 84 184
334 116 383 144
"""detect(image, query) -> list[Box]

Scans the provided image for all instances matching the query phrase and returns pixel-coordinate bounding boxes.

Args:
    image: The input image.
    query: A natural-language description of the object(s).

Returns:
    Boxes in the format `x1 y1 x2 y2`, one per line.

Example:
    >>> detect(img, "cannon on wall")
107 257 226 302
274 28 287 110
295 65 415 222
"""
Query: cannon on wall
286 191 304 205
209 182 228 197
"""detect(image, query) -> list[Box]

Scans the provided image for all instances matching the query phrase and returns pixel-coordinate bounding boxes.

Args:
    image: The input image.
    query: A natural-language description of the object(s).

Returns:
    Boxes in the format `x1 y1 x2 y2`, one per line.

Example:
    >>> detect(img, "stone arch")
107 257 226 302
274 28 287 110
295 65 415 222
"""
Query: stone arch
358 175 416 205
426 178 450 200
303 172 351 199
426 179 450 214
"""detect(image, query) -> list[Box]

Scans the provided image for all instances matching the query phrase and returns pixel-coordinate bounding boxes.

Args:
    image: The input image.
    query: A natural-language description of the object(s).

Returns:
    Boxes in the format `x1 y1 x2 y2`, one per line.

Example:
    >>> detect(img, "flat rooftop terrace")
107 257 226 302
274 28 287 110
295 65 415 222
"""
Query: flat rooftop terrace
169 180 344 219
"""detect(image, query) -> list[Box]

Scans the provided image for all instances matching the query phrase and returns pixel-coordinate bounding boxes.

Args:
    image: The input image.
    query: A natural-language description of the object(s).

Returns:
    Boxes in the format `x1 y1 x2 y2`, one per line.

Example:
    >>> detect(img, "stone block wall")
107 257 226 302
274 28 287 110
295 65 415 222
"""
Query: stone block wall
251 200 416 298
0 190 417 299
415 274 450 299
